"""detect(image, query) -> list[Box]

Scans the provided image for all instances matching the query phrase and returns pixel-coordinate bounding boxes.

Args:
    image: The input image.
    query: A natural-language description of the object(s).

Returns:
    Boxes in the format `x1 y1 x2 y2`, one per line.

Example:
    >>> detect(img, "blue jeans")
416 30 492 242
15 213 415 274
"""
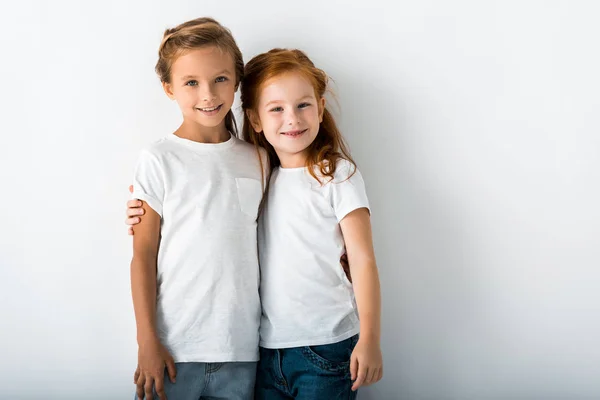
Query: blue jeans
134 361 256 400
255 335 359 400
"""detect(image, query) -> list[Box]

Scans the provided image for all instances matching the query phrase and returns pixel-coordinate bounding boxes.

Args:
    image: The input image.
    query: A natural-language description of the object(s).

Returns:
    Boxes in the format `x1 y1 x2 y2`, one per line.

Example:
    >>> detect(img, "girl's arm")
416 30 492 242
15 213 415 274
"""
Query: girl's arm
131 202 176 400
339 207 383 390
131 201 161 345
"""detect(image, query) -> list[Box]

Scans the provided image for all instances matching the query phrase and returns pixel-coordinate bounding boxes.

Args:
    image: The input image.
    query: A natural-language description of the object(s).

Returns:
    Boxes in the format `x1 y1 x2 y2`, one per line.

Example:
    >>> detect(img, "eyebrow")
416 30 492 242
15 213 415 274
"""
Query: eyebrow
180 70 233 80
265 95 314 107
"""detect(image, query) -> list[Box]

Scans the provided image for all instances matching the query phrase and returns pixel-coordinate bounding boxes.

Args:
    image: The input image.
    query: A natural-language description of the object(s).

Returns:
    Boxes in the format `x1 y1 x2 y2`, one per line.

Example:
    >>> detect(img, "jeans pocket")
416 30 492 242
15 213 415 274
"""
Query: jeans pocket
235 177 263 221
301 335 358 373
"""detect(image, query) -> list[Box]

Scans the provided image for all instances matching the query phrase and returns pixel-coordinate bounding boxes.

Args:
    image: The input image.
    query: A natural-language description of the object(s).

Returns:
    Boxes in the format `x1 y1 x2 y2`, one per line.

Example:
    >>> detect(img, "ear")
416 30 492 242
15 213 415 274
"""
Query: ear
318 97 326 123
162 81 175 100
246 110 262 133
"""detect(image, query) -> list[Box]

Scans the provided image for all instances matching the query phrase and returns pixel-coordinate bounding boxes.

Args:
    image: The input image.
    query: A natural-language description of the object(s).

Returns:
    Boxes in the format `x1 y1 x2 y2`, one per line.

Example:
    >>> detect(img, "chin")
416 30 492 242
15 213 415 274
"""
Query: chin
283 146 311 156
196 118 223 128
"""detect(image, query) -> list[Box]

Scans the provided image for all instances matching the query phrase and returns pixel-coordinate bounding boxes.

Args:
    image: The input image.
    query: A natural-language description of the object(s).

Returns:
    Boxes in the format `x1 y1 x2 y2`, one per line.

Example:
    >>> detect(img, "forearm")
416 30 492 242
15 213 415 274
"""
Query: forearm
131 254 159 345
350 260 381 343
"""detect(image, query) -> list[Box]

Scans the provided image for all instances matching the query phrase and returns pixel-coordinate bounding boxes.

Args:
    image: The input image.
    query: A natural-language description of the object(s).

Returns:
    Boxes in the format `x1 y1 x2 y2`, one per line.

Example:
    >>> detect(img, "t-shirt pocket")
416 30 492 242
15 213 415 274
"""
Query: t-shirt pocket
235 177 263 221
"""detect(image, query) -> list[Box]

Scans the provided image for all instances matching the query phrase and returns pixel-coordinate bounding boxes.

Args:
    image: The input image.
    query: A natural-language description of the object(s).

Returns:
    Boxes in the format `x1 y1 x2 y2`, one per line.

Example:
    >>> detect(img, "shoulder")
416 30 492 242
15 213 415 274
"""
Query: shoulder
138 136 175 159
231 136 256 152
230 136 265 165
330 158 359 183
133 137 181 174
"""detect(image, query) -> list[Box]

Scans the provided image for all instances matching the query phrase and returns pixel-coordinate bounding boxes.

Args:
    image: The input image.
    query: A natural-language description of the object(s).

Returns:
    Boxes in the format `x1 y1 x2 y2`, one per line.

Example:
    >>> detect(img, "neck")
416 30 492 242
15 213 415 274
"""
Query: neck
175 119 231 144
278 151 308 169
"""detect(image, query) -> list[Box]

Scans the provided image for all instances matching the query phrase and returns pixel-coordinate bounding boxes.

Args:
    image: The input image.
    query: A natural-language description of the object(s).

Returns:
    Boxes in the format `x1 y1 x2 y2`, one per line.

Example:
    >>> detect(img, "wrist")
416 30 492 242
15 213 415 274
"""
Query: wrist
358 330 380 345
358 336 380 345
137 331 159 347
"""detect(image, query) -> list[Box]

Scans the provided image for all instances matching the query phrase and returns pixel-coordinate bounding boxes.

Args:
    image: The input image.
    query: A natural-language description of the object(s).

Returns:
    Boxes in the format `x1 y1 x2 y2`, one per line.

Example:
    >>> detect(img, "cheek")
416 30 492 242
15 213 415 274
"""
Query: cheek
312 110 322 124
219 83 235 101
176 91 196 107
263 114 283 130
301 108 320 124
259 116 281 137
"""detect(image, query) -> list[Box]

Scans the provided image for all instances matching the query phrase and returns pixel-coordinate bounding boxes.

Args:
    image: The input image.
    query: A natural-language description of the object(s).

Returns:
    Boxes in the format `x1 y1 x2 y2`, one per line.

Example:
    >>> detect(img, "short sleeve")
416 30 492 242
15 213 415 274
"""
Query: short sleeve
329 160 370 222
131 149 165 217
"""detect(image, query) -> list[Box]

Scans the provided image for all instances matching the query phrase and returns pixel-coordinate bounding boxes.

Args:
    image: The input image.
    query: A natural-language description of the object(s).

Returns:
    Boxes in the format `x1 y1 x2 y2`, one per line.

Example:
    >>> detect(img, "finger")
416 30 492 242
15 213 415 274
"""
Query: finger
155 376 167 400
136 374 145 400
165 357 177 383
352 365 368 391
128 227 134 236
366 366 378 385
134 366 140 384
126 216 141 225
127 209 144 218
144 375 154 400
376 367 383 383
350 353 358 381
126 206 144 218
127 198 141 208
129 185 134 193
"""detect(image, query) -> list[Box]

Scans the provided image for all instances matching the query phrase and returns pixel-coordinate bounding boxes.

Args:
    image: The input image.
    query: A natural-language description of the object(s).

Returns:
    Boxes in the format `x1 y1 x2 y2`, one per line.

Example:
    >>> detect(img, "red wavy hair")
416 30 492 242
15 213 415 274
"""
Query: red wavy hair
240 48 355 184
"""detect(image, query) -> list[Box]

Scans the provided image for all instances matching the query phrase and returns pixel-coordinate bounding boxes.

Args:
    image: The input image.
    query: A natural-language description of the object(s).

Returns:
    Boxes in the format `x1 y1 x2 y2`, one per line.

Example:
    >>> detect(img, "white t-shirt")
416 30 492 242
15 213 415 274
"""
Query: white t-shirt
131 133 264 362
258 159 370 348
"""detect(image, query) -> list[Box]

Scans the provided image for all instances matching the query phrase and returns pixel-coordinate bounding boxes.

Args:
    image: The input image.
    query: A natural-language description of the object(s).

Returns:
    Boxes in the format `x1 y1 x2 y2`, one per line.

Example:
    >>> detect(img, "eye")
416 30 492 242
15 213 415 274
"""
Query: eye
185 80 198 86
269 106 284 112
298 102 311 109
215 76 228 83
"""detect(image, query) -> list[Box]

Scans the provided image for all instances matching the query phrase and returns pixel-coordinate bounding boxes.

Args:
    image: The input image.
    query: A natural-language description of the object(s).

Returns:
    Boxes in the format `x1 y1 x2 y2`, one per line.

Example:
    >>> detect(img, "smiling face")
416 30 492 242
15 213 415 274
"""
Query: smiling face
249 72 325 168
163 46 237 129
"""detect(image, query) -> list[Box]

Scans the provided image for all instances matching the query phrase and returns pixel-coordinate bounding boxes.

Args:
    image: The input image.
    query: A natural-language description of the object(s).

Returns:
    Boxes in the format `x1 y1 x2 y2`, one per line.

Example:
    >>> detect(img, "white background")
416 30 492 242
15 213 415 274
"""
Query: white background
1 0 599 399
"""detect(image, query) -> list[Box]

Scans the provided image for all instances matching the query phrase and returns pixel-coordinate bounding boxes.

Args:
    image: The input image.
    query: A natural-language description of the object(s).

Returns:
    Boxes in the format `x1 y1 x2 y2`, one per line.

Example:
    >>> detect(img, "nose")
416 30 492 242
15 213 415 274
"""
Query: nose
286 108 301 126
199 83 217 102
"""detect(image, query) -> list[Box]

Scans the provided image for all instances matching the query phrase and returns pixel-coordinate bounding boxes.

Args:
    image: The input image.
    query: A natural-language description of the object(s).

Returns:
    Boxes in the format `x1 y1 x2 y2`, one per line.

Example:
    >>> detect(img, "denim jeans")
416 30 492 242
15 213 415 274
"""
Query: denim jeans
255 335 359 400
133 361 256 400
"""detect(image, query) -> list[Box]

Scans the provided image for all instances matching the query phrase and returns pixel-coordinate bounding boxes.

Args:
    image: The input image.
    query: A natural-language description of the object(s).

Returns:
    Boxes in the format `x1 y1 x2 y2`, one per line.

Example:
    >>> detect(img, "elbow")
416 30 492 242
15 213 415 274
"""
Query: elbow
130 252 157 272
348 257 378 273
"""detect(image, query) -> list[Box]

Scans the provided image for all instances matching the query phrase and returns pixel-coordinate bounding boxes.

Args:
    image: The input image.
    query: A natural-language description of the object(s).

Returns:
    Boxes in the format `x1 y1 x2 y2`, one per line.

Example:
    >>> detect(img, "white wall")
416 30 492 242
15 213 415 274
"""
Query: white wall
1 0 598 399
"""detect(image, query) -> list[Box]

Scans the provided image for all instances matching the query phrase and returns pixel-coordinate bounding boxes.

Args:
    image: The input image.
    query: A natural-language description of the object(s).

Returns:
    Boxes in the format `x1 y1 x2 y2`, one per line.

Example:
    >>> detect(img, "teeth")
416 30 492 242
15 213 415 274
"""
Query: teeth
199 106 219 111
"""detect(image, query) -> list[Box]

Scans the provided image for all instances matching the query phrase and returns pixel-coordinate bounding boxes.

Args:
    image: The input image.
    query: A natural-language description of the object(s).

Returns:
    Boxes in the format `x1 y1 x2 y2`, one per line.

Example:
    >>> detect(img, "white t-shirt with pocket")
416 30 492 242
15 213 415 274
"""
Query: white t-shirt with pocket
258 159 370 348
131 133 264 362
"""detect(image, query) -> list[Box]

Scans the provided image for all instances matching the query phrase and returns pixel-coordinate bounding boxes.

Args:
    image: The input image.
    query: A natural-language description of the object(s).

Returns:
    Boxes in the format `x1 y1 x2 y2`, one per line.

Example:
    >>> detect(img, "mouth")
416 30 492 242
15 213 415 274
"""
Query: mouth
196 104 223 115
280 129 308 138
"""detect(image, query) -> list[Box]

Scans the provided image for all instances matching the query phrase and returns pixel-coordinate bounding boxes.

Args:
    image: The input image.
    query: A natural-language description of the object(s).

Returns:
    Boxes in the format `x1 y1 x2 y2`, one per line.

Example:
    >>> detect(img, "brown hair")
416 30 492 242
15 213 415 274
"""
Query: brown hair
155 17 243 136
240 48 355 183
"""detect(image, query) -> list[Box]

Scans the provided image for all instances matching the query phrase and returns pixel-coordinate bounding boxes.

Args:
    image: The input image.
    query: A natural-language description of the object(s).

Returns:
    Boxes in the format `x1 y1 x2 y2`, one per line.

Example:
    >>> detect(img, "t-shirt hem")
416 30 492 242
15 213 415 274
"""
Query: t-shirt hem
259 327 360 349
171 352 259 363
336 202 370 223
131 191 163 217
